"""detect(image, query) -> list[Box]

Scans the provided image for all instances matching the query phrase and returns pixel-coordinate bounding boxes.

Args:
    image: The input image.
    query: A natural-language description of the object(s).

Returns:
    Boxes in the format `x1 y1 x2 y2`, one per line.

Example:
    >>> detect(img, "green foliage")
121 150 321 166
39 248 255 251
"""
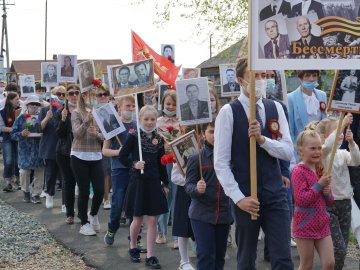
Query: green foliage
135 0 248 50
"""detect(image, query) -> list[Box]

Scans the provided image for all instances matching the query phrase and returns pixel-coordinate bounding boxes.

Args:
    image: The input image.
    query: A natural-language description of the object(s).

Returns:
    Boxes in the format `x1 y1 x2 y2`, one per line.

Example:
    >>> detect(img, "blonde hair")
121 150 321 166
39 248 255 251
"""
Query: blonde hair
77 92 89 120
139 105 157 119
51 85 66 95
117 95 135 107
315 117 337 137
209 89 220 114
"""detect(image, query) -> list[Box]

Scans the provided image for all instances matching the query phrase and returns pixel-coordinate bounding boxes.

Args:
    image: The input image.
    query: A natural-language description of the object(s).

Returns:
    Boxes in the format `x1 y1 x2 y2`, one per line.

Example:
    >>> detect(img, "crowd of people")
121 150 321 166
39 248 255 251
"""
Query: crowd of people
1 57 360 270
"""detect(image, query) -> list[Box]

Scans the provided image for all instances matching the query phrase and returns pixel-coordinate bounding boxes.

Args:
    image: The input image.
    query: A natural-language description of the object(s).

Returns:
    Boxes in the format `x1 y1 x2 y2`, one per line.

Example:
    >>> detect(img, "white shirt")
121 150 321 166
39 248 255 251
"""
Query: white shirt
302 92 321 123
70 151 102 161
214 94 293 204
271 0 283 14
271 36 280 59
302 0 311 15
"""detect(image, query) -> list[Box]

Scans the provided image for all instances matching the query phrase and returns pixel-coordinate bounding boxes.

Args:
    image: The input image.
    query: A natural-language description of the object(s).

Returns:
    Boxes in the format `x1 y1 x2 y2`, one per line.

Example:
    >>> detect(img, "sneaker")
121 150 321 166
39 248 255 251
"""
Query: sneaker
56 185 62 191
173 240 179 249
40 190 47 198
104 231 115 245
66 216 74 224
119 216 127 225
290 237 297 247
79 223 96 236
45 194 53 208
103 200 111 210
61 204 66 213
145 256 161 269
23 191 31 203
13 179 21 190
31 195 41 204
155 233 166 244
88 212 100 232
3 183 13 192
129 248 141 263
179 262 195 270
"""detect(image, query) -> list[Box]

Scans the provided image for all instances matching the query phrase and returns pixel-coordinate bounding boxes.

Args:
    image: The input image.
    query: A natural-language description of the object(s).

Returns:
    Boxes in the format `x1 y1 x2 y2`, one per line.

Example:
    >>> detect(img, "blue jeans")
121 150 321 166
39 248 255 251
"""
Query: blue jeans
2 140 19 180
108 168 130 233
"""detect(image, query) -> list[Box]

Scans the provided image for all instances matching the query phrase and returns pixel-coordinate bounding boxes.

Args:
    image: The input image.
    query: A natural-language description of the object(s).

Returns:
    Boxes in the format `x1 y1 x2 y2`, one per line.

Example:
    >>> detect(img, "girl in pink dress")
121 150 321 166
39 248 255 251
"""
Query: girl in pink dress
292 129 335 270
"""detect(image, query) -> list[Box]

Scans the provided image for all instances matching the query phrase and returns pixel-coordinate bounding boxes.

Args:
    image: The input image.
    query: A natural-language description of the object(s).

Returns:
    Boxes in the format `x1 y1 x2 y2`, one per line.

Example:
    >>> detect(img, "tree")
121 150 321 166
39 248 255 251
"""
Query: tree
136 0 248 51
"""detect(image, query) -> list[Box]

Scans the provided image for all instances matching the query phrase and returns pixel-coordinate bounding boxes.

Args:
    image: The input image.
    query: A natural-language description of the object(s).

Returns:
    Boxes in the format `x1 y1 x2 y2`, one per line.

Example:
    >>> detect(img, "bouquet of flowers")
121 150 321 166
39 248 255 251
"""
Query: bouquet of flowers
163 125 179 142
161 152 174 166
24 114 31 129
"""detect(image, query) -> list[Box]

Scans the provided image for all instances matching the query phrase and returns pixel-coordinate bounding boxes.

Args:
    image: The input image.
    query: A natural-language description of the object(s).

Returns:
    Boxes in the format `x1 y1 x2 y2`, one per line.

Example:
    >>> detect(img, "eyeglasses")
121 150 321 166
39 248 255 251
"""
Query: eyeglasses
56 92 66 97
28 102 40 106
67 91 80 96
96 93 109 98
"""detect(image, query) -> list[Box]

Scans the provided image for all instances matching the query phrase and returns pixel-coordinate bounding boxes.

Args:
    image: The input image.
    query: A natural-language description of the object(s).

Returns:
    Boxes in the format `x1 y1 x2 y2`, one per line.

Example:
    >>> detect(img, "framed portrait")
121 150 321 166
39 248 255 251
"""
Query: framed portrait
251 0 360 70
6 72 18 85
158 82 172 110
19 75 36 97
107 64 120 95
57 54 77 83
176 77 212 126
41 62 58 87
111 59 155 98
182 68 200 79
77 60 95 93
102 72 109 86
25 114 42 138
161 44 175 63
328 69 360 113
169 130 199 176
219 63 241 97
92 103 126 140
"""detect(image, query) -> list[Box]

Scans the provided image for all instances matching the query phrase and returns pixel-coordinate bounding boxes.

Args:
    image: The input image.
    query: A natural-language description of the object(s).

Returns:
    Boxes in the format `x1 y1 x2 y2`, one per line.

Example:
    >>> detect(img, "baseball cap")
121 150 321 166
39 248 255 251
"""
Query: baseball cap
25 95 41 105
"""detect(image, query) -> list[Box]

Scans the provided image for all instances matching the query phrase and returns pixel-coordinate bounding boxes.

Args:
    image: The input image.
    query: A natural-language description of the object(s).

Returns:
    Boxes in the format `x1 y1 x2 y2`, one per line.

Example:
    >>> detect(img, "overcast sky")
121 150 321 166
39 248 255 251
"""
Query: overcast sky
5 0 211 69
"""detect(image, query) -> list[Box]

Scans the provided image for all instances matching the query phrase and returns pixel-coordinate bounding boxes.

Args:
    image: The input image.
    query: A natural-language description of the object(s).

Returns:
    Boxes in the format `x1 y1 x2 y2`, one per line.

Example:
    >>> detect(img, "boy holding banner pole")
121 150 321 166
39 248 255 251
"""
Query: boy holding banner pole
214 58 293 269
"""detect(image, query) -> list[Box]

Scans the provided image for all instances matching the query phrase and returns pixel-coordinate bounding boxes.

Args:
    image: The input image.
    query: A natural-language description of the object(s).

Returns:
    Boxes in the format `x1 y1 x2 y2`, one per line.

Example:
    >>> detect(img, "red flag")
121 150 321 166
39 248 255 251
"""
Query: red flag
132 31 181 87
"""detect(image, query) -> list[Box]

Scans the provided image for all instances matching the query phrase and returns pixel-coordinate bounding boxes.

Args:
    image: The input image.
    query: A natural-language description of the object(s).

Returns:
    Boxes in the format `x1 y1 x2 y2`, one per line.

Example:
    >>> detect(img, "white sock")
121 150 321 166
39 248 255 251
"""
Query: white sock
178 237 189 264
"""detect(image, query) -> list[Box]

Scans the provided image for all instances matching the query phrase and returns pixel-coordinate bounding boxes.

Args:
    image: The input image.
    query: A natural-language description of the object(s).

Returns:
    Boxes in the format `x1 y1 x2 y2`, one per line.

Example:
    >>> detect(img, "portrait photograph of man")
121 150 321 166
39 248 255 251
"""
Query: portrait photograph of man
41 62 58 87
291 0 325 19
93 103 125 140
219 64 241 97
259 0 291 21
7 72 17 84
58 54 77 83
176 77 211 125
19 75 36 97
263 19 290 59
161 44 175 63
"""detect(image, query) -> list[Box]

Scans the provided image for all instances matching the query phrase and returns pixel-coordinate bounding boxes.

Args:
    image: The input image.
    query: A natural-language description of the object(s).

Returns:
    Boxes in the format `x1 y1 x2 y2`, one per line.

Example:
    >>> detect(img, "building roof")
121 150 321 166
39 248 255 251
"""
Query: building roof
10 59 123 81
196 36 248 69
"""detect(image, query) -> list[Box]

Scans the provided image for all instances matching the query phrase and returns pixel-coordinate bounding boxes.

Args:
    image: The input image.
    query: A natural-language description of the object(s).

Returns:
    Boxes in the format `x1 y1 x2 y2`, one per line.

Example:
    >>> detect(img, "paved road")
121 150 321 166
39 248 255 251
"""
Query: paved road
0 183 358 269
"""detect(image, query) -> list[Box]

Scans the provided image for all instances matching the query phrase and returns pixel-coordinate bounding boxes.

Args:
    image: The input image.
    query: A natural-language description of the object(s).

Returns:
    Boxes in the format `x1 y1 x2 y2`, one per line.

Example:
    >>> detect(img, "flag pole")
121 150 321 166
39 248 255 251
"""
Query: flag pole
134 94 144 174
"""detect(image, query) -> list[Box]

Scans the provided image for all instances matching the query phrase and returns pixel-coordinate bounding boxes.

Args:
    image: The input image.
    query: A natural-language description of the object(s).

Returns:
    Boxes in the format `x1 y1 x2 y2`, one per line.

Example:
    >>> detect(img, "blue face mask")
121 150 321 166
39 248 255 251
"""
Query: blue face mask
211 107 217 113
68 101 77 107
163 108 176 117
266 79 275 96
302 81 319 90
139 124 157 133
37 94 46 101
122 111 134 119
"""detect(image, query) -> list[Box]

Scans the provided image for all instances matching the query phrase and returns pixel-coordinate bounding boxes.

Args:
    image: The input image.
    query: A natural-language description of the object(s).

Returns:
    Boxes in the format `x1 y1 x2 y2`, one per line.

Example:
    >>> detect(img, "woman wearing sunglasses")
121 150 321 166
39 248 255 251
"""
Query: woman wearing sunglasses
54 84 80 224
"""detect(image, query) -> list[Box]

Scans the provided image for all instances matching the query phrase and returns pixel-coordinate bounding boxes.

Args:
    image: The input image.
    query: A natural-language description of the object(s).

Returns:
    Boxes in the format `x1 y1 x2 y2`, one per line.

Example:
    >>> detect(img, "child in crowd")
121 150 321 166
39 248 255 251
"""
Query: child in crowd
103 95 136 245
70 90 104 236
10 95 44 203
185 120 232 270
315 114 360 270
156 90 180 248
120 105 168 269
293 129 335 270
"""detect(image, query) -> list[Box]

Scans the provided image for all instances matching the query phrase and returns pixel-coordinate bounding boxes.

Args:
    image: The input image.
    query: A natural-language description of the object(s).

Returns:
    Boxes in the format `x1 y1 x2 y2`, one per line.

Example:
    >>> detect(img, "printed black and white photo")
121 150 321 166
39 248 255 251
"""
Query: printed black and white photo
161 44 175 63
182 68 200 79
57 54 77 83
219 64 241 97
111 59 155 98
329 69 360 113
41 62 58 87
158 83 172 110
107 64 120 95
169 130 199 176
19 75 36 97
7 72 17 84
26 114 42 138
176 77 211 125
92 103 126 140
78 60 95 92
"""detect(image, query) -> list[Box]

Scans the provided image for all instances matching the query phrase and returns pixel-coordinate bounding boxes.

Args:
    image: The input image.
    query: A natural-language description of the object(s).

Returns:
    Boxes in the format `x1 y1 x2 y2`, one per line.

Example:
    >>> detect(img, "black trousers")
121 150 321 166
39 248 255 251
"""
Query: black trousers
44 159 59 196
56 153 76 217
349 166 360 208
70 156 104 225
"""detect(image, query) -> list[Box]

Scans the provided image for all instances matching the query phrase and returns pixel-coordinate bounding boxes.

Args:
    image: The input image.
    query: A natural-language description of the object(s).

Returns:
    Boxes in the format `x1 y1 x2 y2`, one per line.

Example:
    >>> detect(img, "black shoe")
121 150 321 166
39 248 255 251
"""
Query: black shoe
145 256 161 269
3 184 13 192
31 195 41 204
129 248 141 263
23 192 31 203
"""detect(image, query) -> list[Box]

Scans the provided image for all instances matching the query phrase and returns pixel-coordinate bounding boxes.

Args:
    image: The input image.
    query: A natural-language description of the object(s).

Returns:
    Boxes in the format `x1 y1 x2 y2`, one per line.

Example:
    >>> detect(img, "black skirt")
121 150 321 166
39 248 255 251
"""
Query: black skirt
124 173 168 217
172 186 194 239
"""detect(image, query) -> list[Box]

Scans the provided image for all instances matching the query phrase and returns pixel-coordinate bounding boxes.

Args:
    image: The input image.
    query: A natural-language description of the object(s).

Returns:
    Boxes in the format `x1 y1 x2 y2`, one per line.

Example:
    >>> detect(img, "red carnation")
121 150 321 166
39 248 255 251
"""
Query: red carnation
167 153 174 163
24 114 31 119
161 154 168 166
167 55 172 61
92 79 102 87
166 126 174 132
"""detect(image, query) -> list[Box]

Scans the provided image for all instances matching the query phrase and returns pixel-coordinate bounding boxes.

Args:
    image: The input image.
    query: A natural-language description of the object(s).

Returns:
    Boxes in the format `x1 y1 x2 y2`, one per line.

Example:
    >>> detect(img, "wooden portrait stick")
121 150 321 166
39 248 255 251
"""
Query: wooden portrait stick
326 112 345 174
195 124 203 179
134 94 144 174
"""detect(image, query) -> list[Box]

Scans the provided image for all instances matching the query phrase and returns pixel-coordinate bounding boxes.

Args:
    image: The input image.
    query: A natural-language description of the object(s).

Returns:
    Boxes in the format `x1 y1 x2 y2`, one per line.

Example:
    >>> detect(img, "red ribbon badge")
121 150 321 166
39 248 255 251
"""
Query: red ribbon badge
267 119 282 140
319 101 326 112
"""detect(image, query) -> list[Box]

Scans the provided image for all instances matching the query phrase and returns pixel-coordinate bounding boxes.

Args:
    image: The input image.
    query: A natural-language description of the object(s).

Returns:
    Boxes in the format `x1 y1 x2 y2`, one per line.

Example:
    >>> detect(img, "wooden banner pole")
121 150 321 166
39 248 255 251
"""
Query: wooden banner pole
134 94 144 174
326 112 345 175
115 136 122 147
195 124 203 179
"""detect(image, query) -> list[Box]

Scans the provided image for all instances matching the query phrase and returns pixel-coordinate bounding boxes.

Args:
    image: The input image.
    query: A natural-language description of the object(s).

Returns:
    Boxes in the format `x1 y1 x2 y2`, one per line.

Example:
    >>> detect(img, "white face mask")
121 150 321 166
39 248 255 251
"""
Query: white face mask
243 80 266 99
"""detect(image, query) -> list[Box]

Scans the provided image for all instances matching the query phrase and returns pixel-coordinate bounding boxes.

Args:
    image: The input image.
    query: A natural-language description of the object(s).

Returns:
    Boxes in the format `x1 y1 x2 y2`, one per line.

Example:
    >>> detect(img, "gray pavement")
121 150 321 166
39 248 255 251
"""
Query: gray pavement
0 189 359 270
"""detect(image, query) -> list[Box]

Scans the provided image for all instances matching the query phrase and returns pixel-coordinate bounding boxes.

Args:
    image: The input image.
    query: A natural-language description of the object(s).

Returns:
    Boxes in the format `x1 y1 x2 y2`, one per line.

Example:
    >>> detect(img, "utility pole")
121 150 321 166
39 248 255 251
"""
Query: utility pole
209 34 212 58
0 0 14 74
45 0 47 61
